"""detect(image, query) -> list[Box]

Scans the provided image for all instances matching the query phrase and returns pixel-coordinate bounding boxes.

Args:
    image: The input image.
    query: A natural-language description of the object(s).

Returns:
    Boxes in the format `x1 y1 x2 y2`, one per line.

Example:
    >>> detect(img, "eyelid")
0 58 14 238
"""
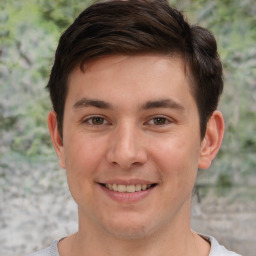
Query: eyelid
82 115 110 125
145 115 174 125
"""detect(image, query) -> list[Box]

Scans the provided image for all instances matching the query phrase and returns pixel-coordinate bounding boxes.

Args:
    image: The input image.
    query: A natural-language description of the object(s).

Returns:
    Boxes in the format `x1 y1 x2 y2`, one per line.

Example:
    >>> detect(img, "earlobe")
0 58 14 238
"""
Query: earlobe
47 110 66 169
198 110 224 169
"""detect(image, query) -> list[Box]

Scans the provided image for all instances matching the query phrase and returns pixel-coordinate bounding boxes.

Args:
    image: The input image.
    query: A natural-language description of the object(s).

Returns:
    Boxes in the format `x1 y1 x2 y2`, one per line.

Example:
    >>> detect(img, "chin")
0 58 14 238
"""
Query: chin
102 216 157 240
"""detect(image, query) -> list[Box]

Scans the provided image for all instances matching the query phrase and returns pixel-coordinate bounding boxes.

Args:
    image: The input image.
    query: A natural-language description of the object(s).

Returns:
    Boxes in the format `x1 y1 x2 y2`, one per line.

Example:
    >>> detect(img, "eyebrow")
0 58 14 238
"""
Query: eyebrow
142 99 185 111
73 98 112 109
73 98 185 111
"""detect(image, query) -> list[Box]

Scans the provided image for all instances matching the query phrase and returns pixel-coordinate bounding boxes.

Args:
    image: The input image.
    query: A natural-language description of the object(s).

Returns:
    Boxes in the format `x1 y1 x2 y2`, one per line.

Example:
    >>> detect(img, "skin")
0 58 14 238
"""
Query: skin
48 54 224 256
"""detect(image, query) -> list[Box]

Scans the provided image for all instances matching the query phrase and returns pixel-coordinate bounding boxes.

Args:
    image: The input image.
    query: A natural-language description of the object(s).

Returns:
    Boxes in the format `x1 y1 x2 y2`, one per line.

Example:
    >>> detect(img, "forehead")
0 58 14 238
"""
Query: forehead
81 54 188 76
66 54 196 108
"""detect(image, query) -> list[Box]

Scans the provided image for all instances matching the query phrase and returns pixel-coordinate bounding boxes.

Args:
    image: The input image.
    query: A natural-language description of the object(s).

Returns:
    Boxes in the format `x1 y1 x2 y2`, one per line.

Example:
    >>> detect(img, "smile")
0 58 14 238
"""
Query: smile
103 184 155 193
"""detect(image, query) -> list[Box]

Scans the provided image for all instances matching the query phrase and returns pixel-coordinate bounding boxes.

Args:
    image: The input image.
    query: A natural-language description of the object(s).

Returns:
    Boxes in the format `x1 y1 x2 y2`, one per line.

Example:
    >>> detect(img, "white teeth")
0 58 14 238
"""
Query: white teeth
135 184 141 191
105 184 153 192
113 184 117 191
142 184 147 191
126 185 136 193
117 184 126 192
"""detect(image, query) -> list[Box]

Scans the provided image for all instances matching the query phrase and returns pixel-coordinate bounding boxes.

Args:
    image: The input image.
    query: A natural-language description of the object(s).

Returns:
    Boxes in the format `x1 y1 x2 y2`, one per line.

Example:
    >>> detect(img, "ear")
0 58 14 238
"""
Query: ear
198 110 224 169
47 110 66 169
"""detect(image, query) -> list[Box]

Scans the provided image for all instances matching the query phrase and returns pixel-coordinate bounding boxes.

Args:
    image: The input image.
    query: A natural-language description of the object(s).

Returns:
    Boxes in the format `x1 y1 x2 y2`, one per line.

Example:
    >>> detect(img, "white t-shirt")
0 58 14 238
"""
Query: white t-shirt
29 234 242 256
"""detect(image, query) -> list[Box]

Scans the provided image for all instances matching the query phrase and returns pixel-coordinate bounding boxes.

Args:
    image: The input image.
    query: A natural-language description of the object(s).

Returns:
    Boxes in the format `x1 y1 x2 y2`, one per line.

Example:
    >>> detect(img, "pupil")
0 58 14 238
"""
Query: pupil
93 117 103 124
154 118 165 125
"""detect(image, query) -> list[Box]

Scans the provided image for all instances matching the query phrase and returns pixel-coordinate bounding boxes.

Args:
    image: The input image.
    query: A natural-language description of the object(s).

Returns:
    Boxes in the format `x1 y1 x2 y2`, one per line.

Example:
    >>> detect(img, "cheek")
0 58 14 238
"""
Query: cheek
151 134 200 185
63 135 106 196
64 132 106 168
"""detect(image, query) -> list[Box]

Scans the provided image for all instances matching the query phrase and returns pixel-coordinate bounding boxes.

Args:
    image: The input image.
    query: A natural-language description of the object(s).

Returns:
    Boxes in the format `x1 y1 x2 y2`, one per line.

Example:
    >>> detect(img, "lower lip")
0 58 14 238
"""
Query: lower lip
99 184 156 203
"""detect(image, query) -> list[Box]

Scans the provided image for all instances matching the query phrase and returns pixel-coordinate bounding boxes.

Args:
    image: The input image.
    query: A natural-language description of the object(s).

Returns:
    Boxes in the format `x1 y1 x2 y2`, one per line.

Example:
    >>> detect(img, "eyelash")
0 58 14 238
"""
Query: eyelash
82 116 110 126
82 115 172 127
146 116 172 126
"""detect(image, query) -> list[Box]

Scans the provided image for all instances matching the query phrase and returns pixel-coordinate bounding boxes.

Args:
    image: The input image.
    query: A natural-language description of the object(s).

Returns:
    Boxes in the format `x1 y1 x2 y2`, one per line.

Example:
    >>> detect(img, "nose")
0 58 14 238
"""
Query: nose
106 123 148 169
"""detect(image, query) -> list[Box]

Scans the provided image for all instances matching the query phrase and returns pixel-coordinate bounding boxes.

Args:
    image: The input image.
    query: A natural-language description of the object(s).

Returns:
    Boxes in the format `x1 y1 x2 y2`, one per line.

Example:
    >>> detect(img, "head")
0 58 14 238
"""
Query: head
47 0 223 140
47 0 225 241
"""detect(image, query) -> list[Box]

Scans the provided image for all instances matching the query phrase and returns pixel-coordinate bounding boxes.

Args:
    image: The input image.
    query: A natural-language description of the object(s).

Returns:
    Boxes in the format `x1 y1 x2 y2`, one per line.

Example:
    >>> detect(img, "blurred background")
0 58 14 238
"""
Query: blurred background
0 0 255 255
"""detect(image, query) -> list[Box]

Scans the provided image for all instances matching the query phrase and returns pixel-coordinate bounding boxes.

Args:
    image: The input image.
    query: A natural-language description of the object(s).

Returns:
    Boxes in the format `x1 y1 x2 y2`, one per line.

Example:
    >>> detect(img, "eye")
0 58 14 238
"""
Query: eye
83 116 108 125
147 116 171 126
152 117 168 125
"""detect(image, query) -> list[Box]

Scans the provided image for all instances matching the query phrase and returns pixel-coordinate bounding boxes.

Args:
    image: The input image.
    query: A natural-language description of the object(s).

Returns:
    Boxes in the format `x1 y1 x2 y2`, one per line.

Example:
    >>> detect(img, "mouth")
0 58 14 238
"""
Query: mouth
100 183 157 193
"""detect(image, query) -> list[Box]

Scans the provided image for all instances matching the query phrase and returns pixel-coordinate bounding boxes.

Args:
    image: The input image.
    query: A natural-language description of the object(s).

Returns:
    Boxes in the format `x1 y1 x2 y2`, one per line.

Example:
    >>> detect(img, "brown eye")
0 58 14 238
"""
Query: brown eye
153 117 167 125
91 117 105 125
83 116 108 125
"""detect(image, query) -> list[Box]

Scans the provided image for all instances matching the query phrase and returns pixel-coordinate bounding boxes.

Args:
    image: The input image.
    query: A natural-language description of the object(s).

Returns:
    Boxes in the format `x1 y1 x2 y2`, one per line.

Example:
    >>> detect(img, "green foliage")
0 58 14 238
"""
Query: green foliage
38 0 94 29
217 173 233 187
0 0 255 189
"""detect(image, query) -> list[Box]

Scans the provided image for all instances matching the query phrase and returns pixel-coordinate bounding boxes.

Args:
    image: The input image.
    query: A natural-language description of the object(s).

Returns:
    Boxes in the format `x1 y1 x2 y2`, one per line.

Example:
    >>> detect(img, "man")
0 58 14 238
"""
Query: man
30 0 241 255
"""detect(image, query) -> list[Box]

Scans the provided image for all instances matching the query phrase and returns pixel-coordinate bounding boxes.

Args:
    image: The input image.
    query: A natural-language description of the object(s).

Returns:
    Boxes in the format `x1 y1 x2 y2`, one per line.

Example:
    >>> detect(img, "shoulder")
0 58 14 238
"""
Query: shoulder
28 240 59 256
199 234 242 256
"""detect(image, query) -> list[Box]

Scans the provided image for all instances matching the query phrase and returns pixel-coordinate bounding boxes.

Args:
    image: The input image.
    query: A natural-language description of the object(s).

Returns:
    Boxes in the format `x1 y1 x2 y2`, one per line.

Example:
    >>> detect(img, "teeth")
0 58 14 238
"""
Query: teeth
142 184 147 190
127 185 136 193
135 184 141 191
117 184 126 192
105 184 152 193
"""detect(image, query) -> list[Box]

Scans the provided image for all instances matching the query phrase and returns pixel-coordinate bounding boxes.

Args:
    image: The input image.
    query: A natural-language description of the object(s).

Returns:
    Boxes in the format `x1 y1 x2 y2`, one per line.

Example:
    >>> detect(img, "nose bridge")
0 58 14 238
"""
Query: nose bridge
106 121 147 168
119 122 137 155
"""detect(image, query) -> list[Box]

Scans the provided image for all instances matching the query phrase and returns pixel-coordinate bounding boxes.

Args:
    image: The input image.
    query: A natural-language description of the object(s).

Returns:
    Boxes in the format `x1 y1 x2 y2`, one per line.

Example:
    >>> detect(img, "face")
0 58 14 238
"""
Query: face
51 54 209 239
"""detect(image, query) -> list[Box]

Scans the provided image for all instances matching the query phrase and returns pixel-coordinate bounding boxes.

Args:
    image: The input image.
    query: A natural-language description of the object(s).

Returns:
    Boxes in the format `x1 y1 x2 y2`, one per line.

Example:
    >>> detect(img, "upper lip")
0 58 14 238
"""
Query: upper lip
98 179 157 185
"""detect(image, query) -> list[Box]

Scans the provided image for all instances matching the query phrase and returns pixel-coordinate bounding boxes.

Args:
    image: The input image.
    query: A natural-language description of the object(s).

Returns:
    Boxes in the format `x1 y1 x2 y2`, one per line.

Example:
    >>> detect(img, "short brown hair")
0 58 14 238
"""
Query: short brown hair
47 0 223 139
